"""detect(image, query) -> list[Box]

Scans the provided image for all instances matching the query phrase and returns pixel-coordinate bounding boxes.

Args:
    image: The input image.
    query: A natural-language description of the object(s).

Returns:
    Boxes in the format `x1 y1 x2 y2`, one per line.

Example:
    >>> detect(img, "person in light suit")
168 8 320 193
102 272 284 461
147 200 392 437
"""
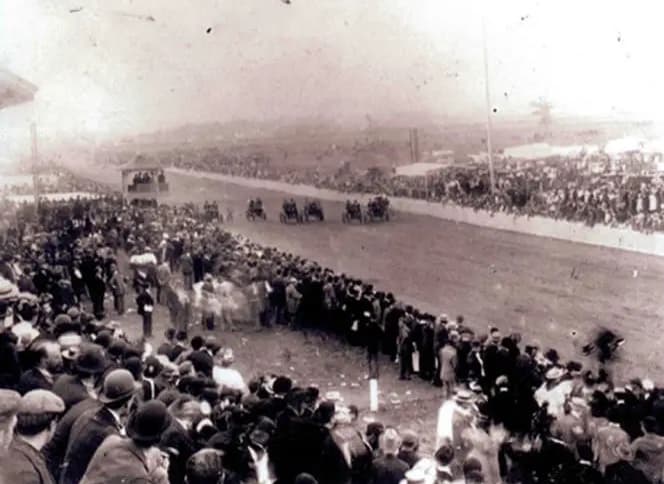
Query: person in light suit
437 332 459 399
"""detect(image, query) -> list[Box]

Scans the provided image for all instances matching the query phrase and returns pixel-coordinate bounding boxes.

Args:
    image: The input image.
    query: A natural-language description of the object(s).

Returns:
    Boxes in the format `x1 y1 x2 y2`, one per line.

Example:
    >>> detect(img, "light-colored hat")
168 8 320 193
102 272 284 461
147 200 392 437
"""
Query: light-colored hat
454 389 474 404
18 390 65 414
0 278 18 302
404 468 427 484
221 348 234 365
380 428 401 455
0 389 21 420
58 332 82 350
11 322 40 350
545 367 565 380
325 391 343 402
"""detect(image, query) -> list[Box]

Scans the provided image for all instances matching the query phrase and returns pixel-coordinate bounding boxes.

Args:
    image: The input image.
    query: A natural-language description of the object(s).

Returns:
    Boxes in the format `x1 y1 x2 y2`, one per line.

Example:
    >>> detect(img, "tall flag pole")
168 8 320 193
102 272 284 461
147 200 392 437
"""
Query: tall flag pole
482 14 496 194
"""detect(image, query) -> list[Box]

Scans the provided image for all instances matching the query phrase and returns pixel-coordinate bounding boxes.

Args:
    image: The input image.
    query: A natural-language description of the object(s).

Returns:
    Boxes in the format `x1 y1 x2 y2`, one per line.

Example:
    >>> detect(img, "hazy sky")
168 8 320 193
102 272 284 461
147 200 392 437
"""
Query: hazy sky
1 0 663 156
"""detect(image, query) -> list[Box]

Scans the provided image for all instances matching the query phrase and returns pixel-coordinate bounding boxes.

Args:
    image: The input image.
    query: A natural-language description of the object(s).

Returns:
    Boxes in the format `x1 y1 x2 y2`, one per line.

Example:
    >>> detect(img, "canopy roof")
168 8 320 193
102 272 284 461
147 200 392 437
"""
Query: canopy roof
393 162 447 177
503 142 599 160
0 69 37 111
120 154 161 172
604 136 646 155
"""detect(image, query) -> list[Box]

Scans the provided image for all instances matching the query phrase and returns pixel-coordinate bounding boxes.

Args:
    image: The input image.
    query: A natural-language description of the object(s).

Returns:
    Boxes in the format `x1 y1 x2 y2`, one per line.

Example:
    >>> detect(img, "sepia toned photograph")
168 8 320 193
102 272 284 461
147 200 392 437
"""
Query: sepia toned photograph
1 1 664 483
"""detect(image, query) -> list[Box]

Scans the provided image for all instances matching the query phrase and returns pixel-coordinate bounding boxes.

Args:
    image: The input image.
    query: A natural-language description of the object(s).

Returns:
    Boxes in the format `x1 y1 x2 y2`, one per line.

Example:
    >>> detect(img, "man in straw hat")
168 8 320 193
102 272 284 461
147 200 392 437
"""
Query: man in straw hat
60 369 138 484
213 348 248 395
435 389 478 458
534 366 573 418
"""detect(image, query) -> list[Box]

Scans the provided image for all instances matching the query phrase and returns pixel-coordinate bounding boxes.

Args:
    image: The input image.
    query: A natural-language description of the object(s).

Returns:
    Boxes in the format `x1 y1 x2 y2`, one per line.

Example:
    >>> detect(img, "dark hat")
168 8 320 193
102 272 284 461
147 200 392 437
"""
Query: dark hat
272 376 292 395
400 429 419 450
123 356 144 381
254 416 277 435
156 389 182 407
462 456 483 475
185 449 225 484
99 369 137 404
144 355 163 378
53 314 72 327
75 344 107 375
294 474 318 484
108 339 128 359
249 429 270 450
94 330 113 349
127 400 171 444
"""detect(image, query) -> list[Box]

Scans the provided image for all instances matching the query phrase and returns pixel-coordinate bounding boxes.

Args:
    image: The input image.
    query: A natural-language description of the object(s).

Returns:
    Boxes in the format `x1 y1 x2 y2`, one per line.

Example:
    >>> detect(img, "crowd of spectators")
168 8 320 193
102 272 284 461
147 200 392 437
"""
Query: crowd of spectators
0 189 662 483
100 147 664 233
0 169 107 198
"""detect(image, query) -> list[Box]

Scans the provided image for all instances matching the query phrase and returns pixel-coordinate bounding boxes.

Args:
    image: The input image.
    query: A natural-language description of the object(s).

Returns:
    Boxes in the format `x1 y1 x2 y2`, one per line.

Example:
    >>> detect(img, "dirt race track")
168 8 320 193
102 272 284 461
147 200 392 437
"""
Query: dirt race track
147 171 663 383
71 161 664 383
64 163 664 450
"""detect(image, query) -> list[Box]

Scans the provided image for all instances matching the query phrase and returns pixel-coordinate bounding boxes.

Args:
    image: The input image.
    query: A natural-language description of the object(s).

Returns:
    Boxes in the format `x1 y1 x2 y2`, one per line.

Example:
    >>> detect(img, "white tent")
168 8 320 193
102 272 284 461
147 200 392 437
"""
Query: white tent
393 162 447 177
604 137 646 155
550 144 600 157
643 139 664 154
503 143 553 160
503 143 600 160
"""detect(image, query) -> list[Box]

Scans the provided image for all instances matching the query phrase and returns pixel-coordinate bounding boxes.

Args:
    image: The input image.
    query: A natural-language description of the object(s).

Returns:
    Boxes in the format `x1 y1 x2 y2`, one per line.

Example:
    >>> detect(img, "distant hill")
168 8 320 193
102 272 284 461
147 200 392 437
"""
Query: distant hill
97 115 655 171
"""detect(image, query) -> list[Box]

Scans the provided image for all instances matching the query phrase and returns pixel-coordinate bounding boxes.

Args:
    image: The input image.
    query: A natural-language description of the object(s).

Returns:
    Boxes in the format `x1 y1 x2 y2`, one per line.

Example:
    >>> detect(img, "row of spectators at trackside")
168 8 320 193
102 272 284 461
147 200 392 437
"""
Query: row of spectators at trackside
0 169 108 198
0 195 662 483
98 148 664 233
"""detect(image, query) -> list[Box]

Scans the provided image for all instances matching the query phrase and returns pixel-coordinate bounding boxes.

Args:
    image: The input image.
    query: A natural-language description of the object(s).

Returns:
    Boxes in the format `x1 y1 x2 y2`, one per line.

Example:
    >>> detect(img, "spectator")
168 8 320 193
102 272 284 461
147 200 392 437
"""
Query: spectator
397 430 421 468
630 415 664 483
60 369 137 484
0 389 65 484
185 448 240 484
0 389 20 453
370 428 409 484
80 400 171 484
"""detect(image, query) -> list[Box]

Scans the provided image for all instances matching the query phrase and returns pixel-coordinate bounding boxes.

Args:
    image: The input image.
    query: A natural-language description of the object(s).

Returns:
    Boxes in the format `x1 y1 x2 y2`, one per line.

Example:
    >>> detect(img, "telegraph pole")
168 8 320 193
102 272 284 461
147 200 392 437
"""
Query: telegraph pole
482 15 496 194
30 122 39 208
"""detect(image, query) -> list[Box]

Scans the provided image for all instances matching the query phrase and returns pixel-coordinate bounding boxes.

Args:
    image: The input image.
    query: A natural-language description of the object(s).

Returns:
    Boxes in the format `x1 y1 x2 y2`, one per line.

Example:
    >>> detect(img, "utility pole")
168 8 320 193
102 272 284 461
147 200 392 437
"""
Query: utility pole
482 14 496 194
30 122 39 208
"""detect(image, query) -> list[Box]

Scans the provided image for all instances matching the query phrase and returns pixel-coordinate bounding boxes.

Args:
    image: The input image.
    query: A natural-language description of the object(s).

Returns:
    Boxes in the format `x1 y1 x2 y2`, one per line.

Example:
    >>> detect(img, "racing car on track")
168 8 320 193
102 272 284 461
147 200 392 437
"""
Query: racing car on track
246 198 267 221
303 199 324 222
342 200 363 223
363 195 390 223
204 200 221 222
279 198 302 223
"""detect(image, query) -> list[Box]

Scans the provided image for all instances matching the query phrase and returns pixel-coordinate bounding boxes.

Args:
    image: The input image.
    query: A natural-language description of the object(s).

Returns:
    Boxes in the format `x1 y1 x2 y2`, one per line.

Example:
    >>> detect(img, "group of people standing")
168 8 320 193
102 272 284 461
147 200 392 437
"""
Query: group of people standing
1 191 664 483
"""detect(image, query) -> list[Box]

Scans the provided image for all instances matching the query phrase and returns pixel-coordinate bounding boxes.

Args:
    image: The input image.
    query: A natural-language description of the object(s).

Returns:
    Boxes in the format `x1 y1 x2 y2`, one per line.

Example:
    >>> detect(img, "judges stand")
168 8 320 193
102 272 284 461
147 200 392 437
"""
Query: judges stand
120 156 169 207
